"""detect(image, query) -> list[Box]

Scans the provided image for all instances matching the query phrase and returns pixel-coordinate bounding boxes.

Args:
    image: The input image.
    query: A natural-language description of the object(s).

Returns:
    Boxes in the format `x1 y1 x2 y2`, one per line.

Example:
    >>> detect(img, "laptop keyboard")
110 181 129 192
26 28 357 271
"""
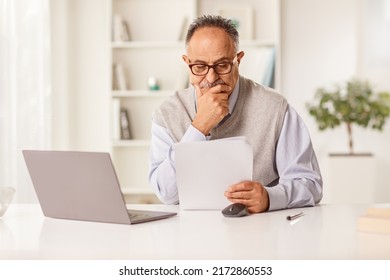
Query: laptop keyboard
127 211 152 220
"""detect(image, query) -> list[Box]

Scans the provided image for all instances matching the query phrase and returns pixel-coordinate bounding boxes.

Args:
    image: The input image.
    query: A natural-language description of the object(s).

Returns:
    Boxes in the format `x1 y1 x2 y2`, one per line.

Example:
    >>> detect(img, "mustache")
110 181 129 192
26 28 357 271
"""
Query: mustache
199 79 225 88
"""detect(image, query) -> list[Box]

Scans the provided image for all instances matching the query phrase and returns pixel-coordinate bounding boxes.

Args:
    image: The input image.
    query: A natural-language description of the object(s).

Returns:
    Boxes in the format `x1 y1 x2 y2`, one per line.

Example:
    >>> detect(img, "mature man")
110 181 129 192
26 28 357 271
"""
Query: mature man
149 15 322 213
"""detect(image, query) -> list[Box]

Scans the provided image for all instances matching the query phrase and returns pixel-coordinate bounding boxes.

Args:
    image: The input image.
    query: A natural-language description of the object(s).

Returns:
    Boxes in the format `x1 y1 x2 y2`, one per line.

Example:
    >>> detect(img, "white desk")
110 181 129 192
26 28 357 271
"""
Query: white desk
1 204 389 260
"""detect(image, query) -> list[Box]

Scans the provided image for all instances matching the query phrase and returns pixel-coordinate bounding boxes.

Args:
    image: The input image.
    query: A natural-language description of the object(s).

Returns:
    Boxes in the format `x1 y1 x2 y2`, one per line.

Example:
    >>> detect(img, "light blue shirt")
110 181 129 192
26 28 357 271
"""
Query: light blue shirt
149 82 323 211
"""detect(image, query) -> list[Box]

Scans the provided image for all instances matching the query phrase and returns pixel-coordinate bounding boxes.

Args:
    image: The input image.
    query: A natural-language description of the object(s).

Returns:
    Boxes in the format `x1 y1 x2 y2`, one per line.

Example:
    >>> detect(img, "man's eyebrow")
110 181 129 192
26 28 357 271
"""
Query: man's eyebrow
190 57 231 64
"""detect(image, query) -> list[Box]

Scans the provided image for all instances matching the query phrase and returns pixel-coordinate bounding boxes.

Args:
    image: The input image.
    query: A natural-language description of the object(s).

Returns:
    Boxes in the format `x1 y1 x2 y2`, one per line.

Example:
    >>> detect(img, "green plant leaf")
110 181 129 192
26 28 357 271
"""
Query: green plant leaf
306 78 390 154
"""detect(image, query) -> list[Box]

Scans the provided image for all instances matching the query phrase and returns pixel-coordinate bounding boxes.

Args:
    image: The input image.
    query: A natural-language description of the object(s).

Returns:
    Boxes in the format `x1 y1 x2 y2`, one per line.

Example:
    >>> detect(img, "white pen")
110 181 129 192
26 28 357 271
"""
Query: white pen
286 212 304 220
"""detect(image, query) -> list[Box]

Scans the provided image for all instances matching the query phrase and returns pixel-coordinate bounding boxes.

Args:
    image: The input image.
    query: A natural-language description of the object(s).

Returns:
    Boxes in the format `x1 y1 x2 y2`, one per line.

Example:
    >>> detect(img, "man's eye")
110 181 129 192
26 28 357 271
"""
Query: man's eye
216 63 229 69
193 65 207 71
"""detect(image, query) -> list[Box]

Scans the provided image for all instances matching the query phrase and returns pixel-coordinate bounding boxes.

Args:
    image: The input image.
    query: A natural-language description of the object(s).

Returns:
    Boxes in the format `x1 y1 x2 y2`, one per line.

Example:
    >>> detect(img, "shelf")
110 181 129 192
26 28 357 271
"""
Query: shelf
121 187 154 195
112 41 184 49
112 139 150 147
112 90 174 97
240 39 277 48
112 40 275 49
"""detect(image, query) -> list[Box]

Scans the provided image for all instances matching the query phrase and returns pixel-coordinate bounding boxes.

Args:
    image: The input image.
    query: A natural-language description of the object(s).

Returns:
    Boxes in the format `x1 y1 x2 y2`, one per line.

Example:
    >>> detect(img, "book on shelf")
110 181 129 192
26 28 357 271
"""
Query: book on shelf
112 99 121 140
112 14 130 42
357 204 390 235
121 21 131 41
113 63 127 91
261 47 275 88
120 108 132 140
239 46 275 88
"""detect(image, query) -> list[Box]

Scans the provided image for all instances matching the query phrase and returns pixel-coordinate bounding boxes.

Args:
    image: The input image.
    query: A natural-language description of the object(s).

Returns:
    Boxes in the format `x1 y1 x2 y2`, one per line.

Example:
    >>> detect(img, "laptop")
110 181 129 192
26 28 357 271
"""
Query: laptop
22 150 176 224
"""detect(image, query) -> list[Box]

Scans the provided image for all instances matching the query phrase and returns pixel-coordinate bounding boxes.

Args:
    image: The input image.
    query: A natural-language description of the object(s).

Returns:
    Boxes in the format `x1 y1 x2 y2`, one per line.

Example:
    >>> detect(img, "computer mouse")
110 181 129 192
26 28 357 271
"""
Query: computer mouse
222 203 249 217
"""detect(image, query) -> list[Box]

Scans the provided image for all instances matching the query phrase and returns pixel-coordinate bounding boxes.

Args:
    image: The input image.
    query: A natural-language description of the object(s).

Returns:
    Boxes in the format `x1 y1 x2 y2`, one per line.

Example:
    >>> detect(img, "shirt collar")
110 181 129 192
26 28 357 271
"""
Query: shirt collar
228 79 240 114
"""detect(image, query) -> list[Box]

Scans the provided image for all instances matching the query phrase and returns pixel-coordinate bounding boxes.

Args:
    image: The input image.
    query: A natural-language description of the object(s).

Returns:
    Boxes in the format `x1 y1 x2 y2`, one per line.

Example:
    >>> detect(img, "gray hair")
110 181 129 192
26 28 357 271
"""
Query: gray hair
185 15 239 52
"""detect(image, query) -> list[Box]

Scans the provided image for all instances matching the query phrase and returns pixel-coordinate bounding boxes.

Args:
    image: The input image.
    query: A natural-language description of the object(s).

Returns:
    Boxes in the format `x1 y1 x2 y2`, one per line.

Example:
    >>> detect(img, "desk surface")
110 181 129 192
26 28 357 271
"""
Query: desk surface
1 204 389 260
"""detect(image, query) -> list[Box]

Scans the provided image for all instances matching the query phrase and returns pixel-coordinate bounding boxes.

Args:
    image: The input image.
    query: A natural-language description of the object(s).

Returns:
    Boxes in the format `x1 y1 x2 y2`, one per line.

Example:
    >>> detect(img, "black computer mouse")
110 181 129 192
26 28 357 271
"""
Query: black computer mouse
222 203 249 217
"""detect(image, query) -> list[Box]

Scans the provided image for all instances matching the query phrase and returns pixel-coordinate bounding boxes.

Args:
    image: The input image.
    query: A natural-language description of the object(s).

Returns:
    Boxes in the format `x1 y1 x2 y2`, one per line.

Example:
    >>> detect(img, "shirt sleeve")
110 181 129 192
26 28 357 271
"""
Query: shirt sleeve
265 105 323 211
148 122 206 204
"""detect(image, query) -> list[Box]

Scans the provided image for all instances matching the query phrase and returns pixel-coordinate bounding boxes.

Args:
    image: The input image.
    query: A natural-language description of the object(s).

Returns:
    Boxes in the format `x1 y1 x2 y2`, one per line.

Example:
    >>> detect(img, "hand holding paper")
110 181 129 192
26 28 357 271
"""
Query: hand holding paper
175 137 253 210
225 180 270 213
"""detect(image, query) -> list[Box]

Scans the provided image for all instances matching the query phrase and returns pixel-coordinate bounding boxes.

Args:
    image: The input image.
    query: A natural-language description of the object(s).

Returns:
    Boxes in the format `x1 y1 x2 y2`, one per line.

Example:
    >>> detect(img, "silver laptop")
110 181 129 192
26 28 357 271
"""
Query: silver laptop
22 150 176 224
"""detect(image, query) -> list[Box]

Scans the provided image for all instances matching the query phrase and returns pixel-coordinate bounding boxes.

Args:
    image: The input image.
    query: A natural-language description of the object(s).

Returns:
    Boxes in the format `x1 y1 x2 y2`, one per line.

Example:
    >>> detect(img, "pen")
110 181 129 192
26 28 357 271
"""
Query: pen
286 212 304 220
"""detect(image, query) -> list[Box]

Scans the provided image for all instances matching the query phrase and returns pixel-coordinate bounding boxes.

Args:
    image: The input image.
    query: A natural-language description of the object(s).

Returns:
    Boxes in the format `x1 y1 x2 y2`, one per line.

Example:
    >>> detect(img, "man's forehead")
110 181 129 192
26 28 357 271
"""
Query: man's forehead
186 27 235 59
189 27 232 46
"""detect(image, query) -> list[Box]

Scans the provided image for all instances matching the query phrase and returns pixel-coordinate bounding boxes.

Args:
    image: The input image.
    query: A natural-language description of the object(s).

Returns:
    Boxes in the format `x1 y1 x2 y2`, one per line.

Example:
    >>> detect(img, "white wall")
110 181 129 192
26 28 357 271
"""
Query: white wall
281 0 390 202
51 0 70 149
358 0 390 90
51 0 110 152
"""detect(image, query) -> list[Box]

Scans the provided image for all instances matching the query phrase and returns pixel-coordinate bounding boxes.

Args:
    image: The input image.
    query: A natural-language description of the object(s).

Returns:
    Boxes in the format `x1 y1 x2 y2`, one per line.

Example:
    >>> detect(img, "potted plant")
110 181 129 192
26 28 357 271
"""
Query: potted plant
306 78 390 203
306 78 390 155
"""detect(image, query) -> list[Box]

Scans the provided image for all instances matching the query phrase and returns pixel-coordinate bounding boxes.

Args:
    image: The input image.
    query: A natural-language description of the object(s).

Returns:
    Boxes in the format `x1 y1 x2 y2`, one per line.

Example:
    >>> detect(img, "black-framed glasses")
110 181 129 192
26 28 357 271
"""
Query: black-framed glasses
188 55 238 76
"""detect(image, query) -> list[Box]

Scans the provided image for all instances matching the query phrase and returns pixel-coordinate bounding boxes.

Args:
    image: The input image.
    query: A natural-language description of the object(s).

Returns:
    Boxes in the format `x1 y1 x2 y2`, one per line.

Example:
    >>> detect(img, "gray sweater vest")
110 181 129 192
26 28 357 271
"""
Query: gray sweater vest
153 76 288 186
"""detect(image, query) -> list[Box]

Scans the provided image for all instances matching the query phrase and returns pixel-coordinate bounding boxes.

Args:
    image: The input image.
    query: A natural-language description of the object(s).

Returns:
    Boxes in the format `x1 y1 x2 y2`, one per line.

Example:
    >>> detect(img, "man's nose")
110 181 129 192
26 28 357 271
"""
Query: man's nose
205 67 219 84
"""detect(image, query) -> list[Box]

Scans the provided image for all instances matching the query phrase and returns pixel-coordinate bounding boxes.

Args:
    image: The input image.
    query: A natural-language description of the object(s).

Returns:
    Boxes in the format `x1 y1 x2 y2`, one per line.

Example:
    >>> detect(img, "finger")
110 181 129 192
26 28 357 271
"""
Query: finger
224 190 252 200
204 95 229 113
220 94 230 101
227 181 253 192
226 196 249 205
219 84 232 93
205 84 232 94
227 196 259 210
207 93 229 103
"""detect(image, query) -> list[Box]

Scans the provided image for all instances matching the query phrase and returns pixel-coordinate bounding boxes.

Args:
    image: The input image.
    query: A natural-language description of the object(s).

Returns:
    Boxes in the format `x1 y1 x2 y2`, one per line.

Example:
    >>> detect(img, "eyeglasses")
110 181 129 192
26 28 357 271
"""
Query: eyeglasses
188 55 238 76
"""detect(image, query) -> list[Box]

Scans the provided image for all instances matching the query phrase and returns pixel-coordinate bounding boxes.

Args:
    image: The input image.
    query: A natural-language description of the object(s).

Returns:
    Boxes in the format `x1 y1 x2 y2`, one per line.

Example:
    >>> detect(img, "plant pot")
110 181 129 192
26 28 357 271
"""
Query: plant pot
324 153 375 204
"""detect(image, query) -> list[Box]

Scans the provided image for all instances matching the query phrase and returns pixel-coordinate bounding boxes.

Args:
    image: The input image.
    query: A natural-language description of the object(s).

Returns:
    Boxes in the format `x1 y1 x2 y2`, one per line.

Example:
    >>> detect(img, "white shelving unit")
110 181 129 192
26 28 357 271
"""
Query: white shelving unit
108 0 280 203
109 0 196 203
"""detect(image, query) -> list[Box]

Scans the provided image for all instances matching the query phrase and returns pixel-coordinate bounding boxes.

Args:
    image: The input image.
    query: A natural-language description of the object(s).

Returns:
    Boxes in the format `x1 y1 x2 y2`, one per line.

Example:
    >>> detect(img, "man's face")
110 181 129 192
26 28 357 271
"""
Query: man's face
183 27 244 95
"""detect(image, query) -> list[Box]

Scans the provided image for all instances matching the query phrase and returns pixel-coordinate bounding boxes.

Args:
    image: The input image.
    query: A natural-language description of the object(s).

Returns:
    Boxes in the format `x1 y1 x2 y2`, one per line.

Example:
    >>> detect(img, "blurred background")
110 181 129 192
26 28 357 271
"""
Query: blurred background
1 0 389 204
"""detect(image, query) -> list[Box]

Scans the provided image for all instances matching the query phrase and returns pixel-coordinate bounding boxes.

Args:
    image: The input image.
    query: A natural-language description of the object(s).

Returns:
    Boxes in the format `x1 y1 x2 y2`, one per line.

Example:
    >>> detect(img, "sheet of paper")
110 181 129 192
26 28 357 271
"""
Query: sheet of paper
175 137 253 210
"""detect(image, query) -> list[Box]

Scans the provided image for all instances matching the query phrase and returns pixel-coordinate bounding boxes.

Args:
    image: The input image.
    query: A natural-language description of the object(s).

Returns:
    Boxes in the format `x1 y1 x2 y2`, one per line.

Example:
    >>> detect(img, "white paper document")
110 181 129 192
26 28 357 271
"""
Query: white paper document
175 137 253 210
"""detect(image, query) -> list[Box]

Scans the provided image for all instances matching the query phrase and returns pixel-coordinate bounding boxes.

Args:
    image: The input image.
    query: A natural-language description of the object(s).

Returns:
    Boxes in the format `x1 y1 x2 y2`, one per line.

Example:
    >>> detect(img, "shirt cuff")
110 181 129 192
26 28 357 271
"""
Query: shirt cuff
180 125 208 143
265 185 288 211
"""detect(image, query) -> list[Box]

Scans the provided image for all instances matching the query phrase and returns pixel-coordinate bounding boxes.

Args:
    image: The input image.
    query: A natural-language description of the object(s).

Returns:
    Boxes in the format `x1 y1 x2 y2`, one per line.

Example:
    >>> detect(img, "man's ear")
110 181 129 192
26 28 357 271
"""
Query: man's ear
182 55 189 64
237 51 245 65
